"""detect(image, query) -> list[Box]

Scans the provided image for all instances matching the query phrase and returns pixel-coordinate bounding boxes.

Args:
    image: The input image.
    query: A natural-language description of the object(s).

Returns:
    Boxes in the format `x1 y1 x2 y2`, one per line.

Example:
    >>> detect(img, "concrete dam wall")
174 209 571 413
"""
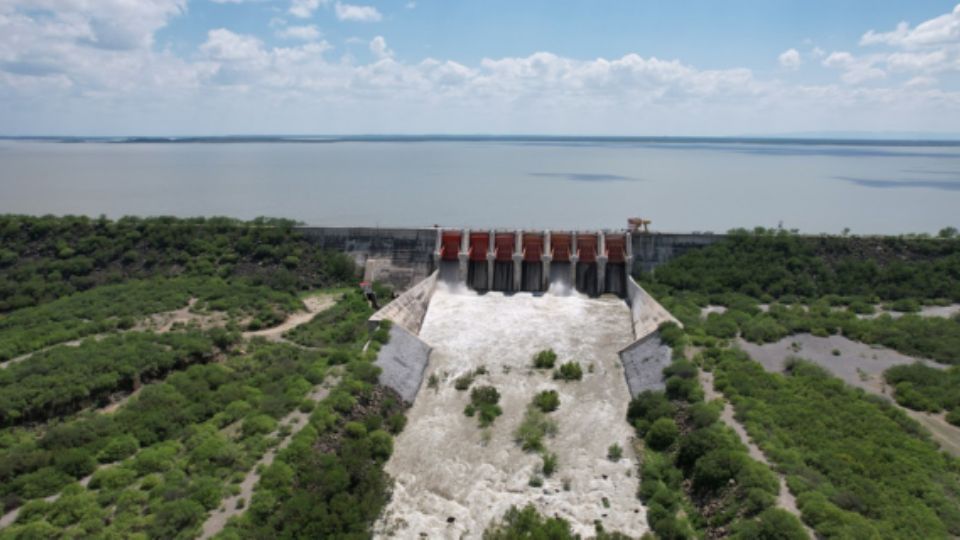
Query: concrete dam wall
295 226 726 291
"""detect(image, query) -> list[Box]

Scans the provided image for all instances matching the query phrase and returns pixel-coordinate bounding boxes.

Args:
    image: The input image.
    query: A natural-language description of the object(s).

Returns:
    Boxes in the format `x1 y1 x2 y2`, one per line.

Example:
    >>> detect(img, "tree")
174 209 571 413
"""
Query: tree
645 418 679 451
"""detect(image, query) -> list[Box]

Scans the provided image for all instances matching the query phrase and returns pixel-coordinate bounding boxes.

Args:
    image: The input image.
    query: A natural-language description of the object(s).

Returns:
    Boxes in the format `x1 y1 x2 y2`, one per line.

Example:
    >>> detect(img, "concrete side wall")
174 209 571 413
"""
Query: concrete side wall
369 272 438 335
619 332 672 397
626 275 680 339
374 324 432 403
630 233 726 274
296 226 438 290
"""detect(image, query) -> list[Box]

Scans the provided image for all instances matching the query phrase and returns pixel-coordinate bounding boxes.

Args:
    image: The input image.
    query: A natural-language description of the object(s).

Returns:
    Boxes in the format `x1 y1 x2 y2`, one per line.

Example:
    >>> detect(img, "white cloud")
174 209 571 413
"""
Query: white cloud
886 50 948 71
2 2 960 135
277 25 321 41
823 51 855 68
335 2 382 22
405 2 416 9
861 4 960 48
289 0 326 19
778 48 801 69
370 36 393 59
906 75 938 87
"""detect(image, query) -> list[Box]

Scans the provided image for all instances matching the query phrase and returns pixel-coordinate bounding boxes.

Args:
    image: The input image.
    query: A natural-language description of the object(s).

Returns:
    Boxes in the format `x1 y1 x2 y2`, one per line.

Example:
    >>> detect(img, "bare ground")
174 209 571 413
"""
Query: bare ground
241 294 335 342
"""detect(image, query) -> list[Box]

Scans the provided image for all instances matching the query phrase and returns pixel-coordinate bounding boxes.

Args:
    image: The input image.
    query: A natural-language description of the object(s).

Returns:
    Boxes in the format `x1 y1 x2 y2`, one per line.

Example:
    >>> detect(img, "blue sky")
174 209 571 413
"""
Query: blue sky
2 1 960 135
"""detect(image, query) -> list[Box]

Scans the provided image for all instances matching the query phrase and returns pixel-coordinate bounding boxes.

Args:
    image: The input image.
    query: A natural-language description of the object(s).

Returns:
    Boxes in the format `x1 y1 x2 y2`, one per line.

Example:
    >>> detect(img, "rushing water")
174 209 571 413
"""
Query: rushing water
1 138 959 233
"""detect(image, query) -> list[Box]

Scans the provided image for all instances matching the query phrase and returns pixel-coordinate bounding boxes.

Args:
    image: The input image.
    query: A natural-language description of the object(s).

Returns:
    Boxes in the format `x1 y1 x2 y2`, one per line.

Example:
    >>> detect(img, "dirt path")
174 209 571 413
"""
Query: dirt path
242 295 335 342
698 370 813 539
197 374 341 540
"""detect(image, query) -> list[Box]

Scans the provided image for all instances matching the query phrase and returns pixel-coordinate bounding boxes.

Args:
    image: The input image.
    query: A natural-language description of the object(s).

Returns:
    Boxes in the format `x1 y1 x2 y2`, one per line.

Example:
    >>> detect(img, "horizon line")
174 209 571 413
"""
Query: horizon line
3 133 960 146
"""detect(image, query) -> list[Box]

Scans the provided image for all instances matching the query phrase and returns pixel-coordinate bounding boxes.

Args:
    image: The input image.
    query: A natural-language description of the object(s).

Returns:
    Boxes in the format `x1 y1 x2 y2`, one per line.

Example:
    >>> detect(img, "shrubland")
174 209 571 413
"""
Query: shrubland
642 229 960 364
706 347 960 538
0 215 356 313
884 363 960 425
627 354 804 539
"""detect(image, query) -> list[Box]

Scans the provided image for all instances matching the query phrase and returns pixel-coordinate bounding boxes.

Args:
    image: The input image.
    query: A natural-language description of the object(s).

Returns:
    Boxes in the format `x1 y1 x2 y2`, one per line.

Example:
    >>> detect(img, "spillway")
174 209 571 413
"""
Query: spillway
374 284 648 539
434 228 632 297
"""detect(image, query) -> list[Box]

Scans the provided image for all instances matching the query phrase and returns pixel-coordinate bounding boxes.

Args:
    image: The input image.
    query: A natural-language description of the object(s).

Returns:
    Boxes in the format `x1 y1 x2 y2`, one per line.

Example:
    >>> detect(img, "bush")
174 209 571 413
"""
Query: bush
242 414 278 438
607 443 623 462
532 390 560 413
484 504 575 539
553 362 583 381
731 508 808 540
533 349 557 369
541 452 558 477
454 373 475 391
97 435 140 464
692 449 746 492
514 407 558 452
627 391 675 435
645 418 679 451
464 386 502 427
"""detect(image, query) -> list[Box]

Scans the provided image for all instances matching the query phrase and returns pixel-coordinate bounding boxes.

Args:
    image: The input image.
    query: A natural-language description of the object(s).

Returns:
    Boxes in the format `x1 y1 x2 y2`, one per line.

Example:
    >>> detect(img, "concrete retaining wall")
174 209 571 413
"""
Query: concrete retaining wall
374 325 432 403
626 276 680 340
296 226 437 290
618 332 672 397
369 271 437 335
630 233 726 274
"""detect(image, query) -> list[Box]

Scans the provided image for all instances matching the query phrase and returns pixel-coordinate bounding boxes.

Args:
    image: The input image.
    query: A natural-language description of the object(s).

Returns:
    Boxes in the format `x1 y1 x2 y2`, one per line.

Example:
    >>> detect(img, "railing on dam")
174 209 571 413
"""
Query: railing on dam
434 228 634 298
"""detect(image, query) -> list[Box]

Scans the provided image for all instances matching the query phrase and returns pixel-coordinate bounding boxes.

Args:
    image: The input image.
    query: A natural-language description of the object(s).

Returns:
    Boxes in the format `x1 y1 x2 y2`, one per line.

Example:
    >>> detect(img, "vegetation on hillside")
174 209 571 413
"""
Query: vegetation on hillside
627 352 805 539
707 347 960 538
641 230 960 364
884 363 960 426
0 215 356 313
641 227 960 302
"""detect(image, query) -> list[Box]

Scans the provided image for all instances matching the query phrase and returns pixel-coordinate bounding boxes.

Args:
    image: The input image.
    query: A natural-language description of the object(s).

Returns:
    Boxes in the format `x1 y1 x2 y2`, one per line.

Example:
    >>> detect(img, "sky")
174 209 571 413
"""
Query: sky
2 1 960 136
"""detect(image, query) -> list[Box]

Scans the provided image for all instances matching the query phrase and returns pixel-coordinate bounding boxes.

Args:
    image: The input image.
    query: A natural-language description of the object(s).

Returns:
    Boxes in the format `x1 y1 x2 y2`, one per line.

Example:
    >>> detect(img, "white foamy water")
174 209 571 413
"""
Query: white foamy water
375 285 647 539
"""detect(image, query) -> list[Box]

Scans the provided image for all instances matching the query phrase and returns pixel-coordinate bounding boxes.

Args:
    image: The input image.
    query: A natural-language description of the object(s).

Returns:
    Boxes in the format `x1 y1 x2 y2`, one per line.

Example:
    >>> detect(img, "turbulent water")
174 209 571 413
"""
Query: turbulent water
376 283 646 539
1 138 959 233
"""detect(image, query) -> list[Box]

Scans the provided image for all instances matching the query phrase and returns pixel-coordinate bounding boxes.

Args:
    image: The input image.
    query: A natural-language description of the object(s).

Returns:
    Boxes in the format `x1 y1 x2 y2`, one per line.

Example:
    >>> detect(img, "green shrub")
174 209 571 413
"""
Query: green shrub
607 443 623 462
533 390 560 413
553 362 583 381
484 505 574 539
514 407 558 452
454 373 475 391
645 418 679 451
731 508 808 540
627 391 675 435
464 385 502 427
541 452 558 477
242 414 278 438
533 349 557 369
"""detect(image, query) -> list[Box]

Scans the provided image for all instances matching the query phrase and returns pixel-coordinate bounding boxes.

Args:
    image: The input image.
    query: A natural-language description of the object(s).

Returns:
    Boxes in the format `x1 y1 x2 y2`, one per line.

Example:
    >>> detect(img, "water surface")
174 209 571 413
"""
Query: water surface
1 139 958 233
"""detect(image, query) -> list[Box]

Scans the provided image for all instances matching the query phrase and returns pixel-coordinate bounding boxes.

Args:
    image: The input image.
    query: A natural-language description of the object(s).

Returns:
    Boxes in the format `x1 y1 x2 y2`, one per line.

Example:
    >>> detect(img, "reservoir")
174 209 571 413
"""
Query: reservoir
1 138 958 234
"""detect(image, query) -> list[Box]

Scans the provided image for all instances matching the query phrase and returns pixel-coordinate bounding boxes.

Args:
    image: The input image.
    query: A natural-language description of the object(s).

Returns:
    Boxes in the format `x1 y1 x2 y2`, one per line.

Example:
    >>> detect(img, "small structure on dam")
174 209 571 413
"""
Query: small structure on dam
436 228 632 297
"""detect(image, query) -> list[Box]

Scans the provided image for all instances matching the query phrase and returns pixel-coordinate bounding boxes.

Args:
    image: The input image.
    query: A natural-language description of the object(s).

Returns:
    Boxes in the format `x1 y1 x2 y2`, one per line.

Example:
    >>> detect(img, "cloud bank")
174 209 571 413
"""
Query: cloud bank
1 1 960 135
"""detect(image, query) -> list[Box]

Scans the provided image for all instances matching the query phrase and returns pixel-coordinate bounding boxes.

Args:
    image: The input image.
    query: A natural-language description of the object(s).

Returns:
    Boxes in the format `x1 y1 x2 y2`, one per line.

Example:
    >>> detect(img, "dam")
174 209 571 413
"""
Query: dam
295 226 725 292
367 228 681 538
437 229 632 297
